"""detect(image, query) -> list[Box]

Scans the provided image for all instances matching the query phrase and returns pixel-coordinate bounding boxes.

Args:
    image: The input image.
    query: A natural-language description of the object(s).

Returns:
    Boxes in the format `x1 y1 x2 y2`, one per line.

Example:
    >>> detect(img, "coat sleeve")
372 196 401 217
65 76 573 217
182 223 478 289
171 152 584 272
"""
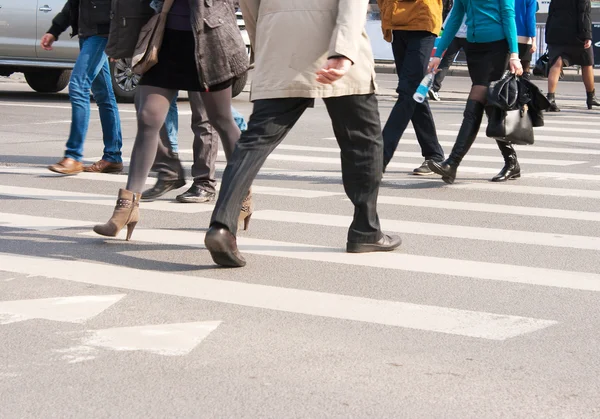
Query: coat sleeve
577 0 592 41
526 0 537 38
499 0 519 54
46 0 72 40
328 0 369 63
435 1 465 57
240 0 259 49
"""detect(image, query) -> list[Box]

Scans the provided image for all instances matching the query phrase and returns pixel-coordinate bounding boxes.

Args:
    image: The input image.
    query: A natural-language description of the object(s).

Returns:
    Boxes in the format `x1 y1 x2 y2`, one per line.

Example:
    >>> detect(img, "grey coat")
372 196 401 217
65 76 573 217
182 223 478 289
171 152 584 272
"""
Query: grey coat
191 0 249 87
107 0 248 86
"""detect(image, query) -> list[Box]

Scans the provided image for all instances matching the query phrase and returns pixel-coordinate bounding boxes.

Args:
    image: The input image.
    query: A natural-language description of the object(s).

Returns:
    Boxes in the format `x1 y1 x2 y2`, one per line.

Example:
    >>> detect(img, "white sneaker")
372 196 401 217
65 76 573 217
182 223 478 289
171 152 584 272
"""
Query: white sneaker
428 90 441 101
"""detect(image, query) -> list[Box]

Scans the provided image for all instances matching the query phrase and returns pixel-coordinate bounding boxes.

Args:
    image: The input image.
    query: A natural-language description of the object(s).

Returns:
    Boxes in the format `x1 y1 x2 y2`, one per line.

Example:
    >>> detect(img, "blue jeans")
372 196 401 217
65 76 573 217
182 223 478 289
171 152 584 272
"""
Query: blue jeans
65 36 122 163
165 95 179 152
383 31 444 167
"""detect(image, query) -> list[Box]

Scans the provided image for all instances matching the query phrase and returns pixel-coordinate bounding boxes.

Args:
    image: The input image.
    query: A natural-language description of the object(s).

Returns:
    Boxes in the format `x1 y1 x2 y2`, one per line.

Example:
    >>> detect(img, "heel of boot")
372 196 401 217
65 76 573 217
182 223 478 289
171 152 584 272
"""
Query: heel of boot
126 222 137 241
243 214 252 231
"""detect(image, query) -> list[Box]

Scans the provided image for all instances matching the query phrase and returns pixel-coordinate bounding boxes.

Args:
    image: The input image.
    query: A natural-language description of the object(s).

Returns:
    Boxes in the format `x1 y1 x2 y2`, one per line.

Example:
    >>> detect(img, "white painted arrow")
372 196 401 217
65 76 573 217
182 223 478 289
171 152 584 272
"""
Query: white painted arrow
78 321 222 356
0 295 126 324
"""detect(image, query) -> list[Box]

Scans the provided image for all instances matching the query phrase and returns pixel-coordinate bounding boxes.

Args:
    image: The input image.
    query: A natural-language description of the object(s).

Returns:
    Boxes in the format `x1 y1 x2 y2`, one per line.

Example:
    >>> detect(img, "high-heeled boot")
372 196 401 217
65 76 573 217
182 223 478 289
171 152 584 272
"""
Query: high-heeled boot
93 188 140 241
492 141 521 182
238 188 253 231
428 99 485 184
587 90 600 109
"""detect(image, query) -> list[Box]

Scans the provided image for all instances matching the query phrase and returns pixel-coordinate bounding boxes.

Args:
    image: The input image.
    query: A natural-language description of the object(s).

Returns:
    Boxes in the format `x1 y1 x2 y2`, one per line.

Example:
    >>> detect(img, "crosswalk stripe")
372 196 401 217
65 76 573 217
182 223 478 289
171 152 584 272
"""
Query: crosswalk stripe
436 141 600 156
432 129 600 145
543 119 600 126
449 124 599 135
79 228 600 293
528 172 600 182
376 196 600 222
0 212 93 231
449 182 600 200
0 253 557 340
251 210 600 251
0 168 344 199
0 185 215 213
262 145 586 166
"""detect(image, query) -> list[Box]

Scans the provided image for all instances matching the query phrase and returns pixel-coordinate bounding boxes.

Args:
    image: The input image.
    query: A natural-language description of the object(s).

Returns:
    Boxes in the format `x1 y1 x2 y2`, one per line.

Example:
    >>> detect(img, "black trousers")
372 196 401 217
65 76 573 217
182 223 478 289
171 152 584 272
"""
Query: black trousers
210 94 384 243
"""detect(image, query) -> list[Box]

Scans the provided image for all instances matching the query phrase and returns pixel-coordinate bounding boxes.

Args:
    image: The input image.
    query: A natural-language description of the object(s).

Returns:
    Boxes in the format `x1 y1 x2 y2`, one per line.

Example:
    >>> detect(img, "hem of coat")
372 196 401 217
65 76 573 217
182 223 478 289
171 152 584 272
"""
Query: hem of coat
249 87 377 102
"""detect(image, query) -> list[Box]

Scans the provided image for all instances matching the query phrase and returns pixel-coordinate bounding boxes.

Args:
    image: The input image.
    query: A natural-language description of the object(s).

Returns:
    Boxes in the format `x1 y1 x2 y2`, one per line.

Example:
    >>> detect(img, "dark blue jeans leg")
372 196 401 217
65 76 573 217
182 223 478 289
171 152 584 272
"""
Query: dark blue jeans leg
432 37 466 93
383 31 444 166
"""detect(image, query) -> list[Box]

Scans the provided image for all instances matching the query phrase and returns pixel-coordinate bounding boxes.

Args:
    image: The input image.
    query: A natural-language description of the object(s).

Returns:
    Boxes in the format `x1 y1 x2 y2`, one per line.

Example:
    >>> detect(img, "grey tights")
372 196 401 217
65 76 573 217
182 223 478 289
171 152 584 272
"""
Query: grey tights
126 85 241 193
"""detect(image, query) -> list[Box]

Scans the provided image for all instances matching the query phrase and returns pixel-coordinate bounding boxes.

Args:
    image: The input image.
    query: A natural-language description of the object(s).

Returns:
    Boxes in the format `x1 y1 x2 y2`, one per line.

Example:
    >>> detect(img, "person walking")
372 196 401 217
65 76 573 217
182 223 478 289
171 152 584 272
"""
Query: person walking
515 0 538 79
377 0 445 175
204 0 402 268
41 0 123 175
93 0 249 240
545 0 600 111
427 0 524 184
142 97 248 204
428 15 468 102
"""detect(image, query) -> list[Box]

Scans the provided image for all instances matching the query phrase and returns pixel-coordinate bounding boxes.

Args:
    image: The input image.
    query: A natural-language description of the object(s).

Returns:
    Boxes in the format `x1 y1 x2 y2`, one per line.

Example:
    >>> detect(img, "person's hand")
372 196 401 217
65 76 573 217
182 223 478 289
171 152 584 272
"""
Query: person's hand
428 57 441 74
40 33 56 51
316 57 352 84
584 39 592 49
509 53 523 76
530 38 537 53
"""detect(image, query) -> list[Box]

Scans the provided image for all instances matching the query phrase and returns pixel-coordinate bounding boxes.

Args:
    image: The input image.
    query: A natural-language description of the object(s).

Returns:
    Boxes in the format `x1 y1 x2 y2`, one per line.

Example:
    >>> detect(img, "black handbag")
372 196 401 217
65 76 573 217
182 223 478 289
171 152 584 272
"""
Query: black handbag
487 71 519 110
486 106 534 145
533 51 549 77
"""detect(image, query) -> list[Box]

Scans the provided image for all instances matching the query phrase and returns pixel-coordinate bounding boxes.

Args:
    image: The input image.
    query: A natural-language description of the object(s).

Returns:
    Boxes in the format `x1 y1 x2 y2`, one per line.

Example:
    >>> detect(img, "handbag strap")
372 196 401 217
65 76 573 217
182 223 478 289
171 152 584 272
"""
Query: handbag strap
161 0 176 14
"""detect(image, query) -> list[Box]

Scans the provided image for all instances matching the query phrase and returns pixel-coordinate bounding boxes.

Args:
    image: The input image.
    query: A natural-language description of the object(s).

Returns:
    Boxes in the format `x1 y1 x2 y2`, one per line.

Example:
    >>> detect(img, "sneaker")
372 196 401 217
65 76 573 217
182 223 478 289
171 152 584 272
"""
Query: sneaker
176 183 216 203
412 161 434 175
428 90 441 101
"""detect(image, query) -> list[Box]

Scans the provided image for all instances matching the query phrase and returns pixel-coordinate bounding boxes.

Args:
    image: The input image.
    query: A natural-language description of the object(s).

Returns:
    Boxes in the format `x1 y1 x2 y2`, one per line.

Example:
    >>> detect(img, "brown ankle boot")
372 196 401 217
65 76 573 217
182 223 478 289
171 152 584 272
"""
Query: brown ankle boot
238 188 254 231
94 189 140 241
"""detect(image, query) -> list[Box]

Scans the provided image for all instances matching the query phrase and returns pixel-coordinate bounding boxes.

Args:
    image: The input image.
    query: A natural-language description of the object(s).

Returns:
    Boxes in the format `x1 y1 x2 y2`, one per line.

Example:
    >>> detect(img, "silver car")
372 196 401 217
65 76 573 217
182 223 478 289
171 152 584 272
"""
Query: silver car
0 1 250 101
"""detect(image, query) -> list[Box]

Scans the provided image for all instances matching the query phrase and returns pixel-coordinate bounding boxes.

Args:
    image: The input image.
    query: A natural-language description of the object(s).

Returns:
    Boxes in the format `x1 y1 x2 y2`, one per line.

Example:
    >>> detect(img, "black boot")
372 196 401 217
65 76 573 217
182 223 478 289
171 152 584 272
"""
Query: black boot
428 99 485 184
546 93 560 112
492 141 521 182
587 90 600 110
141 178 186 201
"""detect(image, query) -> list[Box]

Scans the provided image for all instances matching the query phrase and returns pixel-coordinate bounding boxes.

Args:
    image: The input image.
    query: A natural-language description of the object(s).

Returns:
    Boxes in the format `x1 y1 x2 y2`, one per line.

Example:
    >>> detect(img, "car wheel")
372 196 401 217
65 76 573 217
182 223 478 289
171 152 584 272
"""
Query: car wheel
24 69 71 93
109 58 141 103
232 71 248 98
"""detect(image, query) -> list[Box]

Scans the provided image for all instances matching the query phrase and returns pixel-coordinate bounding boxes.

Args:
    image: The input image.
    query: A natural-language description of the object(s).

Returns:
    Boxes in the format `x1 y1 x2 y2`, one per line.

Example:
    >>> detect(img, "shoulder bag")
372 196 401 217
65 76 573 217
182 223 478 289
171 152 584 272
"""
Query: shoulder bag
131 0 175 75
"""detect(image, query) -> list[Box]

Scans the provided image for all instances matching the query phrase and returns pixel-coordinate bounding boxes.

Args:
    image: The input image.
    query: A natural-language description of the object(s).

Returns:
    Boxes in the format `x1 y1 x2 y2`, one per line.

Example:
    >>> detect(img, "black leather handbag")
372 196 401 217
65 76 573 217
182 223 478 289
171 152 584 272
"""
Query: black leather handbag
533 51 549 77
486 106 534 145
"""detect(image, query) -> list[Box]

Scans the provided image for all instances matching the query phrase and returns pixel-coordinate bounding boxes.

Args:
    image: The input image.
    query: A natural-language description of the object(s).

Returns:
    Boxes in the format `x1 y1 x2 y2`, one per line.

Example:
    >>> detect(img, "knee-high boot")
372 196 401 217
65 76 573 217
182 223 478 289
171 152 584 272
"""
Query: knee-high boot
428 99 485 184
492 141 521 182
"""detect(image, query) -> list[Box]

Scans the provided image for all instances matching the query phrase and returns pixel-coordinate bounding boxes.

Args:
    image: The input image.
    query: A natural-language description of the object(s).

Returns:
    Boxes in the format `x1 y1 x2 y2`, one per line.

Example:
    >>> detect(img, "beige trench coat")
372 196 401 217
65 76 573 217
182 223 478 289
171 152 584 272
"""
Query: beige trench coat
240 0 376 101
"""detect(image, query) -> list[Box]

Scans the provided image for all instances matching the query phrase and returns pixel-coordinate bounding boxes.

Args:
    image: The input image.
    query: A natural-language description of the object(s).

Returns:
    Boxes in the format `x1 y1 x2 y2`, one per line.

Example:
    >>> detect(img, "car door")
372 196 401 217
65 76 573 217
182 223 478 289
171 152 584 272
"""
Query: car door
36 0 78 62
0 0 38 59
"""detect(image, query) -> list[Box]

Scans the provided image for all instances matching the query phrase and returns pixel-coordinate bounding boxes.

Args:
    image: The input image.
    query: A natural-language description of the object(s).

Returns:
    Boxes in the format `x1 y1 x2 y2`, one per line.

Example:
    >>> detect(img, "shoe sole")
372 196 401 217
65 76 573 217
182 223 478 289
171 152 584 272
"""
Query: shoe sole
48 167 82 175
346 239 402 254
84 167 124 174
491 173 521 182
176 196 215 204
427 162 456 184
204 235 246 268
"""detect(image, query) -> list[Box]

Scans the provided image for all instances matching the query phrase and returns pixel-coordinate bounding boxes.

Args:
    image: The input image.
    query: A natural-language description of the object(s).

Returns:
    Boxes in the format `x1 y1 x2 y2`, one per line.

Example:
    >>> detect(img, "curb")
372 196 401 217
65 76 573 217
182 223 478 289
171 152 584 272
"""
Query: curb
374 62 599 82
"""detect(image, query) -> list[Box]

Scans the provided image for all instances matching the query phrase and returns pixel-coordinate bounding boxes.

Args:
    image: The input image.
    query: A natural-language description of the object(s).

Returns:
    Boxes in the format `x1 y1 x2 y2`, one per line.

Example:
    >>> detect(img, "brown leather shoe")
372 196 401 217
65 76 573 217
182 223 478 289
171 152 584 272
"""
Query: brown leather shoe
84 159 123 173
48 158 83 175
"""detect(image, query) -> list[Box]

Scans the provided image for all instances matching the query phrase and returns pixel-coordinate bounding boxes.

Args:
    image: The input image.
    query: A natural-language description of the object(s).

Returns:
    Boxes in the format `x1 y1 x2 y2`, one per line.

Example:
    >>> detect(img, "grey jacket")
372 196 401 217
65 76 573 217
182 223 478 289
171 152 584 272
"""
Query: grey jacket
190 0 249 87
107 0 248 85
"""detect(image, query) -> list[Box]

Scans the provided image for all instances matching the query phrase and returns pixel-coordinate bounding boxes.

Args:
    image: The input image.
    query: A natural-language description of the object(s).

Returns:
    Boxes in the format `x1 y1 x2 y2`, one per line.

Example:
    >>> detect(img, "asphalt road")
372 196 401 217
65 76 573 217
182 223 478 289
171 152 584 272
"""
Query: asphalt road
1 74 600 418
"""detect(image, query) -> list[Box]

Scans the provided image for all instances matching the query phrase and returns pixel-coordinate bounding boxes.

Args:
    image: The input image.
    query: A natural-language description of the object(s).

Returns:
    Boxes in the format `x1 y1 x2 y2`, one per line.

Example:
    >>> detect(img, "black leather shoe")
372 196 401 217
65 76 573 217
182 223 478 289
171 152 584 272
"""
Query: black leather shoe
176 184 216 203
141 179 186 201
205 226 246 267
346 234 402 254
428 160 458 184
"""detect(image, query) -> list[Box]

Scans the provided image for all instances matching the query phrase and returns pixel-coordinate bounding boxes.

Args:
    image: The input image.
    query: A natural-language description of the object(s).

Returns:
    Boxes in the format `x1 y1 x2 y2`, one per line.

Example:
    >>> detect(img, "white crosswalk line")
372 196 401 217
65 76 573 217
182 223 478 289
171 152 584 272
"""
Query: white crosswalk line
0 253 557 340
432 129 600 145
376 196 600 222
449 182 600 200
448 124 599 135
251 210 600 251
436 141 600 156
0 185 215 213
0 212 93 231
528 172 600 182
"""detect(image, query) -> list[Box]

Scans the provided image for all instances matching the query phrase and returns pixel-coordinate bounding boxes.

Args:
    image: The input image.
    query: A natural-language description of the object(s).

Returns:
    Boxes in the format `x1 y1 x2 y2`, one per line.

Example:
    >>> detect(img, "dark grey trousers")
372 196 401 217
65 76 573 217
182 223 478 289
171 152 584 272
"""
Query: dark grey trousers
210 94 384 243
153 92 220 193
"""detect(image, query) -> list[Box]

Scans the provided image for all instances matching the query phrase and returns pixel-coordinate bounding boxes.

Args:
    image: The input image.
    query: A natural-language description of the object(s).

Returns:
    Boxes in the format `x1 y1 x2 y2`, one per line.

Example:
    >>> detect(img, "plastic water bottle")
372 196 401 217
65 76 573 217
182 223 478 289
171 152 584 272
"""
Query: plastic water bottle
413 72 434 103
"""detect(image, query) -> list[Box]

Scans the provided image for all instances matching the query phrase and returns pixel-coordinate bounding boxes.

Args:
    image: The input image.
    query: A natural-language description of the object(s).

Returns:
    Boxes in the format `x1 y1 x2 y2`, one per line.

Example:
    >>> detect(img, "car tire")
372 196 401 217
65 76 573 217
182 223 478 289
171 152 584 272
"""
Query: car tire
232 71 248 98
109 58 141 103
24 69 71 93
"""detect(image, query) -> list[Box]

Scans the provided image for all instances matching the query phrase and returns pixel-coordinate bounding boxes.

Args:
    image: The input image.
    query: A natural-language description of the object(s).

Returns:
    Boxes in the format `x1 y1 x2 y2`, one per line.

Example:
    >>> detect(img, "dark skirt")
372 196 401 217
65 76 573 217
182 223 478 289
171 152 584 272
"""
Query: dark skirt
548 44 594 67
466 40 509 86
518 43 533 62
139 28 233 92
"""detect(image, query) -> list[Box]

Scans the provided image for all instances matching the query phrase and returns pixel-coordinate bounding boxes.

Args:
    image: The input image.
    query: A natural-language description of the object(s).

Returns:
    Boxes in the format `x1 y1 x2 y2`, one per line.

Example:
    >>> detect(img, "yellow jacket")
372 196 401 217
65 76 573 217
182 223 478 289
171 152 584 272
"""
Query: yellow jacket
377 0 443 42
